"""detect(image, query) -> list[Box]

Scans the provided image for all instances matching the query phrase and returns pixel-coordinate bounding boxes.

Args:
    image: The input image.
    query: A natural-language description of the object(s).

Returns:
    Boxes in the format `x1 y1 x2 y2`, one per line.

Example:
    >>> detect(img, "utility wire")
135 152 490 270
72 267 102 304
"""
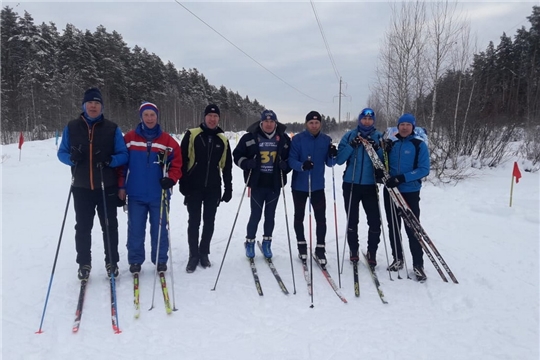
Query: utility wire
310 0 340 82
174 1 325 103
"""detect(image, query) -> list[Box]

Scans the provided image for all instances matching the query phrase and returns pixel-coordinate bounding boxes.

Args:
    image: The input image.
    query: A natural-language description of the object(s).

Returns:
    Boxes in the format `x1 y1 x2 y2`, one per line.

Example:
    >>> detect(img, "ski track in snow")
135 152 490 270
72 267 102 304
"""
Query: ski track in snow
1 138 538 360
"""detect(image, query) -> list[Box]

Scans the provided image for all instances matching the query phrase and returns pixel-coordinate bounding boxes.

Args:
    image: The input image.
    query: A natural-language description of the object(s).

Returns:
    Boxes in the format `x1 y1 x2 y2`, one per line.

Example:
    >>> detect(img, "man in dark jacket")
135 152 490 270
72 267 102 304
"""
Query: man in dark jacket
233 109 291 259
179 104 233 273
288 111 335 267
57 87 128 280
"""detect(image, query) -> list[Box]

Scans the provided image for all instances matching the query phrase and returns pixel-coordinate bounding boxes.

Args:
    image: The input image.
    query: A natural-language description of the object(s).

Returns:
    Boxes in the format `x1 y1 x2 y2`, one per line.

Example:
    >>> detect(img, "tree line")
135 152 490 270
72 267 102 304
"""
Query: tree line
370 2 539 175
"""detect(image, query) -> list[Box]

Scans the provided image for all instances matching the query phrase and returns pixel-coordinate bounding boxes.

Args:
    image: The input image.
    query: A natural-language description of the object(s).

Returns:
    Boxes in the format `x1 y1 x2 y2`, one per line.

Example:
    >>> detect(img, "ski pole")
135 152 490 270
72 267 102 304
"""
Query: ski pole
211 169 253 291
36 165 77 334
341 146 359 274
149 147 170 311
307 155 314 308
164 195 178 311
330 155 341 287
280 165 296 295
98 164 121 333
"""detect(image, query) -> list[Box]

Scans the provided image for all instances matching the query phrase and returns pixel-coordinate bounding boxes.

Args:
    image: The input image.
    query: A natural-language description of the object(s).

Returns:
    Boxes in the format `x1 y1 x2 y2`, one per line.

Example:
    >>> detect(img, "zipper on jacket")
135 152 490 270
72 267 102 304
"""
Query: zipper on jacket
205 135 213 187
146 141 153 167
88 122 95 190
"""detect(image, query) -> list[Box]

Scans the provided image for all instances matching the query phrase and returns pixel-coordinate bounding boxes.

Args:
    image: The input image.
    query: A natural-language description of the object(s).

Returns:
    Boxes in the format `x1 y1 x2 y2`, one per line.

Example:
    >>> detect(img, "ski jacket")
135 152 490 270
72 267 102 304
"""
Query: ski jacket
233 121 291 190
386 134 430 193
336 128 383 185
119 123 182 202
288 129 333 192
58 114 128 190
179 124 232 195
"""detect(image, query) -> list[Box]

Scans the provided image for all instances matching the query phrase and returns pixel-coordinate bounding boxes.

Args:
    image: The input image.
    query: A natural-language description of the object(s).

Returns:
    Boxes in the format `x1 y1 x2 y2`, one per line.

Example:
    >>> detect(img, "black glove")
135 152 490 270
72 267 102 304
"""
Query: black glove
70 146 84 164
160 177 175 189
302 160 314 171
279 160 288 171
367 137 380 151
328 144 338 158
374 168 385 182
240 158 257 170
385 175 405 188
349 136 362 148
179 181 192 197
116 197 126 208
383 139 394 152
221 188 232 203
94 151 111 168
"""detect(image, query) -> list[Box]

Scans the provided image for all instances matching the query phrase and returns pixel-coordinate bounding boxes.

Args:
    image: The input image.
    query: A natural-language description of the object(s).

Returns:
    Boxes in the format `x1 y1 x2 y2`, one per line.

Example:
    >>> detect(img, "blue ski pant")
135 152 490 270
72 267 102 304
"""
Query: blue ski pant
126 196 169 265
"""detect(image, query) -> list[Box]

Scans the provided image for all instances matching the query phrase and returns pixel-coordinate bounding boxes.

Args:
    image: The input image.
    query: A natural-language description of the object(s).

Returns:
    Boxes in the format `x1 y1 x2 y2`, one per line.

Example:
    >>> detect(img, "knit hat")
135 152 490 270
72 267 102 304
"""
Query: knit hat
82 87 103 105
358 108 375 121
305 111 322 122
139 102 159 120
260 109 277 122
204 104 220 116
397 113 416 128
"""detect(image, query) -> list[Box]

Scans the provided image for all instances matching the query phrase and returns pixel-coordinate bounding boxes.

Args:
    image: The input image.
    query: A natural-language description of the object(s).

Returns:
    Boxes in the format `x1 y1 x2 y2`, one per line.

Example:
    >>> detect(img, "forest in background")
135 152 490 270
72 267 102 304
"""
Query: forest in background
1 4 539 174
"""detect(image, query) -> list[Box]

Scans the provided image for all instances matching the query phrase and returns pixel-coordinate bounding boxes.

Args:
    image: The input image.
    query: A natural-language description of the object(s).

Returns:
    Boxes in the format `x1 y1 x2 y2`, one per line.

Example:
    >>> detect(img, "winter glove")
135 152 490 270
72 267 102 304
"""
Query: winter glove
349 136 362 148
374 168 385 182
160 177 175 190
94 151 112 168
279 160 289 171
70 146 84 165
385 175 405 188
116 197 126 208
382 139 394 152
240 158 257 170
221 188 232 203
328 144 338 158
367 137 380 151
179 180 192 197
302 160 314 171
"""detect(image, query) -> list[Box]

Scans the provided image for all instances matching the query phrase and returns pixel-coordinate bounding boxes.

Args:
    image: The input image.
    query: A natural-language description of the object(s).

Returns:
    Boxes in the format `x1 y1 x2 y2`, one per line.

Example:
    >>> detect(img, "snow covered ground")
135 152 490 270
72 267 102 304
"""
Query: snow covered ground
1 137 538 360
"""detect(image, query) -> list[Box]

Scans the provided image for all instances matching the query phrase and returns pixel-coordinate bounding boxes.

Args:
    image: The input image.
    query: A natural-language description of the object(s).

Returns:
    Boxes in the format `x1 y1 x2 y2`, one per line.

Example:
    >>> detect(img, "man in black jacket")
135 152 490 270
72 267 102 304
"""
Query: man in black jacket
179 104 233 273
233 109 291 259
57 87 128 280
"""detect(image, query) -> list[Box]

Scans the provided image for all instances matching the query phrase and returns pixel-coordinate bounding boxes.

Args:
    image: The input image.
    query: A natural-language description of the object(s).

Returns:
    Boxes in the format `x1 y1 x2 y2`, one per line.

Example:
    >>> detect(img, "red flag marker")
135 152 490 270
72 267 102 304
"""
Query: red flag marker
18 131 24 149
512 162 522 183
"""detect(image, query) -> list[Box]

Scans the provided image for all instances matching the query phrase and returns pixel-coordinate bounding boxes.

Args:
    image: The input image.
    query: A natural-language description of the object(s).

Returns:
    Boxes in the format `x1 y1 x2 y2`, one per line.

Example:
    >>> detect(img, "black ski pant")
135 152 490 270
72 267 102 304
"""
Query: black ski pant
383 188 424 268
185 188 221 256
292 189 326 247
342 182 381 256
72 186 119 267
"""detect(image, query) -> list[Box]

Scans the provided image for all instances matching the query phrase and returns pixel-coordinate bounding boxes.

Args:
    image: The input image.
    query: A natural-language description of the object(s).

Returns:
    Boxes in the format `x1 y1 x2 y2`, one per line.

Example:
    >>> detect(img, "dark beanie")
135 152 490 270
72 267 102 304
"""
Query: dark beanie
204 104 220 116
82 87 103 105
305 111 322 122
260 109 277 122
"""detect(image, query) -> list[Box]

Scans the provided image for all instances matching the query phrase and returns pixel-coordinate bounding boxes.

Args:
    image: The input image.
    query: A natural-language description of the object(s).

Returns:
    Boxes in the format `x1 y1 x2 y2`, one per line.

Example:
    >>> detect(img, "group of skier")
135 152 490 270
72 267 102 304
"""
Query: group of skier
58 87 430 283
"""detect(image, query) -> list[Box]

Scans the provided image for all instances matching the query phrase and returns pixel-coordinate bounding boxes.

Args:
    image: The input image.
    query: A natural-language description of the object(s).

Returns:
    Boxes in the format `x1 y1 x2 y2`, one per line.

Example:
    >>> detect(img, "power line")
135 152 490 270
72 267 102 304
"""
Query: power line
309 0 340 82
173 1 325 103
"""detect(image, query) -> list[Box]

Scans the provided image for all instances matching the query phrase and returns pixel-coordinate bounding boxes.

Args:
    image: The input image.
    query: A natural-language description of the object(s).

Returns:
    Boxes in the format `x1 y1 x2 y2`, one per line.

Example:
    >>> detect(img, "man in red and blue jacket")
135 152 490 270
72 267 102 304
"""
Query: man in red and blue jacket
118 102 182 274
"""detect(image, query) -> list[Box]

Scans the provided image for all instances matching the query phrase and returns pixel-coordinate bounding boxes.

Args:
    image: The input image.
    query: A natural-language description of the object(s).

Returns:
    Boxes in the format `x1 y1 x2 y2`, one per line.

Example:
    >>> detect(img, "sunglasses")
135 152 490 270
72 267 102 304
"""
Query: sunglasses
362 110 374 117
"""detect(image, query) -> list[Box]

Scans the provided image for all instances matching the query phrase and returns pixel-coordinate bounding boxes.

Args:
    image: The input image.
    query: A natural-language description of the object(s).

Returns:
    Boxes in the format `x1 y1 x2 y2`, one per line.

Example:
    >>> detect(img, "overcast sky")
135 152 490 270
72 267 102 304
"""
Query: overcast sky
6 1 537 125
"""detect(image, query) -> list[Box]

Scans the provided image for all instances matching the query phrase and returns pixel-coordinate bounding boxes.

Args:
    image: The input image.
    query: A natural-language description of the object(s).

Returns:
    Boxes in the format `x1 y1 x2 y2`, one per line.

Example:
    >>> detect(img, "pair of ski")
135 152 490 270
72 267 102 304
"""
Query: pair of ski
133 271 172 318
72 276 121 334
301 254 348 304
359 137 458 284
248 241 289 296
351 252 388 304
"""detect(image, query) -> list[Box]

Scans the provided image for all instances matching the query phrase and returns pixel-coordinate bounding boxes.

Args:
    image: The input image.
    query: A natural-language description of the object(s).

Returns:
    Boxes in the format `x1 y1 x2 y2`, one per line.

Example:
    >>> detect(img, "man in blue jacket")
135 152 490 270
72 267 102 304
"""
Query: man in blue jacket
233 109 291 259
383 113 430 281
336 108 384 270
288 111 336 266
57 87 128 280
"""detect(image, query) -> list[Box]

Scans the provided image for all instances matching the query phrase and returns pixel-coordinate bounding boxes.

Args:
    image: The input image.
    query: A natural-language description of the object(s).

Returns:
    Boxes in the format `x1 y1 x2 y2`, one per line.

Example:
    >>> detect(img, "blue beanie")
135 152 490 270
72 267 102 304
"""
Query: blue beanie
260 109 277 122
139 102 159 120
397 113 416 127
358 108 375 121
82 87 103 104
